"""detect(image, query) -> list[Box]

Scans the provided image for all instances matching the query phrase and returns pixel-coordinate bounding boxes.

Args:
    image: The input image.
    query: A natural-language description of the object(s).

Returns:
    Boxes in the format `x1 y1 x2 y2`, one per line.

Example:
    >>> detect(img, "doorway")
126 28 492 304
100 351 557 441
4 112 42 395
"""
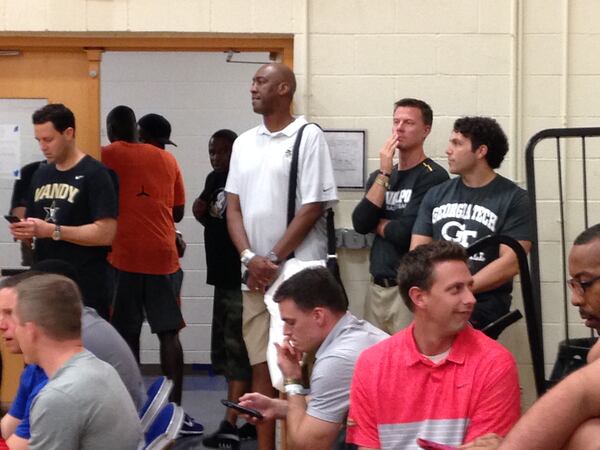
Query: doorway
0 35 293 395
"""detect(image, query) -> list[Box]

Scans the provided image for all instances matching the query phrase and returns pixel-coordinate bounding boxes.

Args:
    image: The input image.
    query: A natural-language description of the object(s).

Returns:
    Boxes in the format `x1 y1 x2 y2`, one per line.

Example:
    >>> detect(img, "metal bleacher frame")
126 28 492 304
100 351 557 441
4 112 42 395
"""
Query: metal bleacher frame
525 127 600 396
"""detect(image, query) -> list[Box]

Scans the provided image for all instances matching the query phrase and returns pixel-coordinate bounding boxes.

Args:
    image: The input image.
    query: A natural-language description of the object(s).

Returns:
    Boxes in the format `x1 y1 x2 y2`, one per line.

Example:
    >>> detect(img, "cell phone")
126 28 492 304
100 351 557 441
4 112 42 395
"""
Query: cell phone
220 399 264 419
4 215 21 224
416 438 458 450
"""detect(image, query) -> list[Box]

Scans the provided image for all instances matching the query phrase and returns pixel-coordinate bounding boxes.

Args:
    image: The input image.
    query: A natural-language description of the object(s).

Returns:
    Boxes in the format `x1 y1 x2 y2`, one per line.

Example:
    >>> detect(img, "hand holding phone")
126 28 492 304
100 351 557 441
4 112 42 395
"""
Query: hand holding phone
221 399 264 419
4 215 21 224
416 438 458 450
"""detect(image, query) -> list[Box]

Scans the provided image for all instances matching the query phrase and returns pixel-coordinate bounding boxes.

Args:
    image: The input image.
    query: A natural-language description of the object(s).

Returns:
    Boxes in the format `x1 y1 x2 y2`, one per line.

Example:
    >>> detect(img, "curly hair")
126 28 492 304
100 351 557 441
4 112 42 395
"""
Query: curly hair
453 116 508 169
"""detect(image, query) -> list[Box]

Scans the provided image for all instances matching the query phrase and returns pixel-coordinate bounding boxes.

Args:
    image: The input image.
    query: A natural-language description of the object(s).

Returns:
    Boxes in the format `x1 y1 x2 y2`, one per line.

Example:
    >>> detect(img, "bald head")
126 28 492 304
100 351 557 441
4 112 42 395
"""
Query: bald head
260 63 296 97
251 63 297 117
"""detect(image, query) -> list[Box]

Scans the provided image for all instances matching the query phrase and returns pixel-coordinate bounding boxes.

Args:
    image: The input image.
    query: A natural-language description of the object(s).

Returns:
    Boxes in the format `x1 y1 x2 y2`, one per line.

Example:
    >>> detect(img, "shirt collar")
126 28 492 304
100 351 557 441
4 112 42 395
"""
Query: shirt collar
315 311 353 360
404 323 471 368
257 116 307 137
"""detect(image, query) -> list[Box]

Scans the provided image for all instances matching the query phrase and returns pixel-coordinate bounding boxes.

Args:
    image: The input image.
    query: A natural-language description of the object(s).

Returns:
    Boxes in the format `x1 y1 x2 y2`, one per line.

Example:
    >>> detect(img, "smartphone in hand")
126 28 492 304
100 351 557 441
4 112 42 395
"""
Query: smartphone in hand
4 215 21 224
221 399 264 419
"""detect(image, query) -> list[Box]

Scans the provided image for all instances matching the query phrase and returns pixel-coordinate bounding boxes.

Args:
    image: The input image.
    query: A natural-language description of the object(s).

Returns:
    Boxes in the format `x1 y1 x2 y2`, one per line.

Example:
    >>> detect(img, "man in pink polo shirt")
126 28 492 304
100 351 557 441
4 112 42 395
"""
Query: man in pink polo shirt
346 241 520 449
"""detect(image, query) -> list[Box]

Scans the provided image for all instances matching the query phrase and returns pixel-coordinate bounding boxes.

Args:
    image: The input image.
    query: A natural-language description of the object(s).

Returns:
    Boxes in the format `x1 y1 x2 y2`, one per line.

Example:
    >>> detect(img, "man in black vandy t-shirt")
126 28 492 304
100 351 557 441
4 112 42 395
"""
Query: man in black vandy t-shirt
193 129 254 449
352 98 448 334
8 104 118 320
411 116 531 338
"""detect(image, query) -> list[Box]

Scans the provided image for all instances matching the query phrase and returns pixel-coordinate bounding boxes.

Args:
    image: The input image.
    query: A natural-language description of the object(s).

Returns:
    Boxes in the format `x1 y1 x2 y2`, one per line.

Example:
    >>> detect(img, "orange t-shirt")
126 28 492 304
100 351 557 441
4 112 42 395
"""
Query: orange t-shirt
102 141 185 274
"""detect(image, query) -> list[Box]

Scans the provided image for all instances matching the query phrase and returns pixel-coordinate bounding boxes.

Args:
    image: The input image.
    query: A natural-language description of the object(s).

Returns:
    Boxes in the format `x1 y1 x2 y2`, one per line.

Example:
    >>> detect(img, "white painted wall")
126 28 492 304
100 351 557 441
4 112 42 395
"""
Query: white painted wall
0 99 48 266
3 0 600 407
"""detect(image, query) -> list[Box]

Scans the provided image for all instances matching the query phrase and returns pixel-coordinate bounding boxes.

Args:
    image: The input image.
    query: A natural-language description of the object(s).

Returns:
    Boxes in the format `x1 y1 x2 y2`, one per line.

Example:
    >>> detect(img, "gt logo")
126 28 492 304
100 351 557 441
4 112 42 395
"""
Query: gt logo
441 221 478 247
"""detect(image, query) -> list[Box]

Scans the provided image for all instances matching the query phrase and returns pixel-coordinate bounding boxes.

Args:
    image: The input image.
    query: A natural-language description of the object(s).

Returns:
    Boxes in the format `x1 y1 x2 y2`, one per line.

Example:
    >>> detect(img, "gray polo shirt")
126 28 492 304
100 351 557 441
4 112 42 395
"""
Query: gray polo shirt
307 312 389 423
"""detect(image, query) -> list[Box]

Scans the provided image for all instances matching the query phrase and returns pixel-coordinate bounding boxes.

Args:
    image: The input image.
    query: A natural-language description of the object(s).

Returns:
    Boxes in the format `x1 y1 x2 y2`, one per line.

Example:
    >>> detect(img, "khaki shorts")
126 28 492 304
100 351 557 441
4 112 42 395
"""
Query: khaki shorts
364 279 413 335
242 290 270 365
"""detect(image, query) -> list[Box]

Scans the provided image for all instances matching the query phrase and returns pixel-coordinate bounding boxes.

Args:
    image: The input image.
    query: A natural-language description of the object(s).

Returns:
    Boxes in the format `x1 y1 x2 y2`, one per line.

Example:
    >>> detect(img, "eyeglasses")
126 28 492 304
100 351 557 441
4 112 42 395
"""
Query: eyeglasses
567 275 600 296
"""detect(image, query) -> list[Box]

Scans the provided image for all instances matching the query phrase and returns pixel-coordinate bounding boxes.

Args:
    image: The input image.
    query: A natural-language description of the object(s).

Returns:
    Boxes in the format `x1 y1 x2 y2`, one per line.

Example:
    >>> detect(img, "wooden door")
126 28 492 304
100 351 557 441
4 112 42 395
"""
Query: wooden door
0 48 101 158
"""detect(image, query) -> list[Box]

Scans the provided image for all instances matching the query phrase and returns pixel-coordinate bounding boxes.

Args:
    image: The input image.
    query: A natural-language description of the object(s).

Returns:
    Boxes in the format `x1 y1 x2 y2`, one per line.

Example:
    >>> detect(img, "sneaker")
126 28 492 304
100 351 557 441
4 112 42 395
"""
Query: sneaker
202 420 240 449
238 422 257 441
178 413 204 436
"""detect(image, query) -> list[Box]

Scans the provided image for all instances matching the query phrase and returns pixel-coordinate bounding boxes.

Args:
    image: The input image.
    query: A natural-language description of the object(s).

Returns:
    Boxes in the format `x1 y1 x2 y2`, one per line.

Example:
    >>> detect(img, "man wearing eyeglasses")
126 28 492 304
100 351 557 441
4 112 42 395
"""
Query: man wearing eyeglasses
568 224 600 363
467 224 600 450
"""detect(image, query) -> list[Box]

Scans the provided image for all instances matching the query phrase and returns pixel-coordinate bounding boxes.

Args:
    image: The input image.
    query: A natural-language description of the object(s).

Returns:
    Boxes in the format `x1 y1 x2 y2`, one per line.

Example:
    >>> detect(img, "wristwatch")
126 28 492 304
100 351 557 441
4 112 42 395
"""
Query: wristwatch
52 224 61 241
240 249 256 267
374 175 390 189
266 251 280 264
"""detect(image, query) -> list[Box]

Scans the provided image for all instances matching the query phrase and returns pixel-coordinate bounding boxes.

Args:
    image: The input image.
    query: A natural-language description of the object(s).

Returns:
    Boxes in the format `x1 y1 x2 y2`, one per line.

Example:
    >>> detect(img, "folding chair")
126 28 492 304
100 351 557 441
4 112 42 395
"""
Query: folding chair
140 402 184 450
139 376 174 432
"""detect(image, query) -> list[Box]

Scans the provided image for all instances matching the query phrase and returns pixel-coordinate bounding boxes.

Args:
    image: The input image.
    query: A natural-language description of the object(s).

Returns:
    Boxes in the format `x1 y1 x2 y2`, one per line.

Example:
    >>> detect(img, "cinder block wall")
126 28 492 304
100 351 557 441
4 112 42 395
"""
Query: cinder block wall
3 0 600 408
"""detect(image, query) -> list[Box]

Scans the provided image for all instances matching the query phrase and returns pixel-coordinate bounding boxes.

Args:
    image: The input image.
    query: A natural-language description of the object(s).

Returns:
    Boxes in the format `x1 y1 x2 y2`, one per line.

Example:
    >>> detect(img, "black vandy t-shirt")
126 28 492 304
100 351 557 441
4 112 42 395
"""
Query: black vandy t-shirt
26 155 118 270
199 170 241 288
413 174 531 300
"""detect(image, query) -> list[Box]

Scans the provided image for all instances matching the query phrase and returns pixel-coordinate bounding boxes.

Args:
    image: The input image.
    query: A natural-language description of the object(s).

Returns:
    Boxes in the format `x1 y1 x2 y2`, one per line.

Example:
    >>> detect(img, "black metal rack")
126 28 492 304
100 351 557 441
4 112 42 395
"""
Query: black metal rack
525 127 600 396
467 235 539 393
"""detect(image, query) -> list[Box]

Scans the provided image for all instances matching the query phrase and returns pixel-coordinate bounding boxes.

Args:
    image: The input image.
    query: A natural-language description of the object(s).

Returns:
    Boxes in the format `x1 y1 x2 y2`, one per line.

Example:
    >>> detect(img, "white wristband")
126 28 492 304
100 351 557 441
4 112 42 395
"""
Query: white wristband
240 249 256 267
284 384 306 396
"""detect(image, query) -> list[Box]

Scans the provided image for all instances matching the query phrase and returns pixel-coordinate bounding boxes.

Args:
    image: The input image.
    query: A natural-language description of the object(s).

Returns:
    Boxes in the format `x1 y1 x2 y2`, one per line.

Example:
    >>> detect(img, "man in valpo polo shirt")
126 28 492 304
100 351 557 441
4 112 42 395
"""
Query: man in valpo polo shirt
352 98 448 334
347 241 520 449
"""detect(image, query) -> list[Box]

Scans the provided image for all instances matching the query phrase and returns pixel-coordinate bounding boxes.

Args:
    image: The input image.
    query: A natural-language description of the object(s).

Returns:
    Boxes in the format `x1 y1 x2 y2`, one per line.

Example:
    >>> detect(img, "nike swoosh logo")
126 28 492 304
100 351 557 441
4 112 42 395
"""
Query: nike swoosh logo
323 186 333 192
75 175 84 180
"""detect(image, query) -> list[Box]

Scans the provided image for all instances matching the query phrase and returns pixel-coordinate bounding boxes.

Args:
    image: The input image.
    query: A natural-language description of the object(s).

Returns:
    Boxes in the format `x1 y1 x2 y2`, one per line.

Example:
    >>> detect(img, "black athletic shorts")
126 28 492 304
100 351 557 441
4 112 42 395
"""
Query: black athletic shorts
110 269 185 335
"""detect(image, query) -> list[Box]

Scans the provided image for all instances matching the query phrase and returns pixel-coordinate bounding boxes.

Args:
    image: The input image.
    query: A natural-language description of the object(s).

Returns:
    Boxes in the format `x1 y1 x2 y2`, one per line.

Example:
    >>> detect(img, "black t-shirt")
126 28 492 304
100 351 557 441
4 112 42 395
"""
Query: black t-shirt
26 154 119 274
10 160 44 211
199 170 241 288
352 158 449 279
413 174 531 301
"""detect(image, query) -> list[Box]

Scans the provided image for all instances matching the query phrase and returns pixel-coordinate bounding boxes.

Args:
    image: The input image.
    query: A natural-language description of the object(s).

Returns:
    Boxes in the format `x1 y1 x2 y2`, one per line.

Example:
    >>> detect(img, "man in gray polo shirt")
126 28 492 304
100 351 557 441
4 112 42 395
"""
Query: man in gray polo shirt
238 267 388 450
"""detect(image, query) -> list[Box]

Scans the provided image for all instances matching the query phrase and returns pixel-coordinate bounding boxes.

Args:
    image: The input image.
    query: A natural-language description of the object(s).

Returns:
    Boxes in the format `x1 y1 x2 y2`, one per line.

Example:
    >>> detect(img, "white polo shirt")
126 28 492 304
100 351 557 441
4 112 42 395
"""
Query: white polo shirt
225 116 338 261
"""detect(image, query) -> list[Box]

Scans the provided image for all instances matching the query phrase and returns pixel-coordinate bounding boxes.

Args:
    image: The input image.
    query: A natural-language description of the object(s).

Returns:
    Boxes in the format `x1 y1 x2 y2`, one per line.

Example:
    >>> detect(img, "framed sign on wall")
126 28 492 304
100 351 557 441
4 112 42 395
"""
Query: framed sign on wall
324 129 366 190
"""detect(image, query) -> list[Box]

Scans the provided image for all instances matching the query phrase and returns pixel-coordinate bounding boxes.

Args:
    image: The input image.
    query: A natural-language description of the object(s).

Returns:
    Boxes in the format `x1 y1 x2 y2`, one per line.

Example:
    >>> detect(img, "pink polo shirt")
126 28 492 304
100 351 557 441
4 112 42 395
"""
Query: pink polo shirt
347 323 520 449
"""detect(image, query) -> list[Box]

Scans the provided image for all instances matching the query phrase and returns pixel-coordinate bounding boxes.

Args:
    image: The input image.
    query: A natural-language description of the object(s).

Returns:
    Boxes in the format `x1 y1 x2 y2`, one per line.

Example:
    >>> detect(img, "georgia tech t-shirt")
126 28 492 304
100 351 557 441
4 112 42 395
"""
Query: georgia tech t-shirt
412 174 531 298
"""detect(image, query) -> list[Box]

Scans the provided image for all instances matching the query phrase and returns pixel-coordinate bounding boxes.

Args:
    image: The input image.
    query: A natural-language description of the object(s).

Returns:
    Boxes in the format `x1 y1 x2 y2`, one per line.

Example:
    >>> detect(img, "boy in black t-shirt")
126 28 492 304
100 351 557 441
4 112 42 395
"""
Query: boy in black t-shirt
193 129 254 449
411 116 532 337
